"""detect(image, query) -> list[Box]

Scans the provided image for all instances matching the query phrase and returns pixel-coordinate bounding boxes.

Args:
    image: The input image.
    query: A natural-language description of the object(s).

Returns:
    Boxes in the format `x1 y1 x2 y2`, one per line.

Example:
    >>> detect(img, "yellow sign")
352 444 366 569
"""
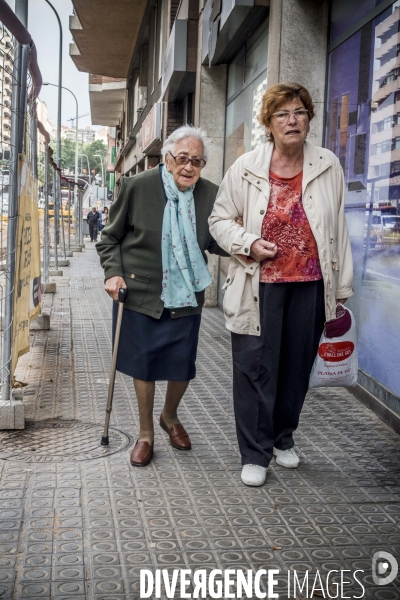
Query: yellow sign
11 155 41 381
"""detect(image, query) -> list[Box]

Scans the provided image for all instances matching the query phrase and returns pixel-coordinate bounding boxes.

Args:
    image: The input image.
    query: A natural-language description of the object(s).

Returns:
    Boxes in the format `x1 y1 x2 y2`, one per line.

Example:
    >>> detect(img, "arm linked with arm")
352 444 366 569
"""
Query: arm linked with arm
208 167 260 258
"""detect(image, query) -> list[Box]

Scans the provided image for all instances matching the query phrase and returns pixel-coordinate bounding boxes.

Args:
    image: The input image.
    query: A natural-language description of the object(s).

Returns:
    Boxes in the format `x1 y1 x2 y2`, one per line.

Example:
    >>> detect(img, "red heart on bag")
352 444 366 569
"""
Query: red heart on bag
318 341 355 362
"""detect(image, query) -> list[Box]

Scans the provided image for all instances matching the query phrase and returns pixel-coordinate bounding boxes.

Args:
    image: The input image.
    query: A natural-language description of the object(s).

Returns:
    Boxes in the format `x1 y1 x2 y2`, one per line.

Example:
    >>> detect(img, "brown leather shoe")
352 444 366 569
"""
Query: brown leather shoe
130 441 153 467
159 414 191 450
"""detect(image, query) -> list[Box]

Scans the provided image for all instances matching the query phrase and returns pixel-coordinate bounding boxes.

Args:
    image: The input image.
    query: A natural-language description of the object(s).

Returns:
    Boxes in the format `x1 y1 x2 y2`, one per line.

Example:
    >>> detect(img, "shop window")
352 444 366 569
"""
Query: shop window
220 17 269 304
224 19 269 173
330 0 389 44
326 1 400 398
226 18 269 103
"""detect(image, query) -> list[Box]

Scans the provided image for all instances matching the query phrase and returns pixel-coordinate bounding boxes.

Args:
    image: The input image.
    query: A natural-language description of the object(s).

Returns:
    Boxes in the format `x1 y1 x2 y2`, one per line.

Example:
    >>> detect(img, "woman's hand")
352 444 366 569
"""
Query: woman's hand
336 298 347 305
250 239 277 262
105 276 126 301
235 216 244 227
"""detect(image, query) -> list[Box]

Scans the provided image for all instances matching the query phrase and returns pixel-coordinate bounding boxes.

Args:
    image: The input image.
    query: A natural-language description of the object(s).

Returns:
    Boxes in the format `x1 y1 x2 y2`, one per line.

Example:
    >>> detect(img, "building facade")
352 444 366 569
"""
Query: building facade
70 0 400 426
0 25 14 162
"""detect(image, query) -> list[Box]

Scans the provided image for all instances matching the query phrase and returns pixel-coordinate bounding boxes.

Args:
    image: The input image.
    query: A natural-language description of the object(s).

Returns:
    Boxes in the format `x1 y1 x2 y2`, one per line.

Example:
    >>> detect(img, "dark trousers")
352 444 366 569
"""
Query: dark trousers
231 280 325 467
89 223 98 241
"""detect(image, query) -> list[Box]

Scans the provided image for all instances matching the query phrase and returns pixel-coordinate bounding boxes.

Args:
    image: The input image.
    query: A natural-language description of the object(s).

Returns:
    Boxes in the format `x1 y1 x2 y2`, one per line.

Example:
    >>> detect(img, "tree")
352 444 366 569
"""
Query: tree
82 140 108 184
55 138 77 172
55 137 109 185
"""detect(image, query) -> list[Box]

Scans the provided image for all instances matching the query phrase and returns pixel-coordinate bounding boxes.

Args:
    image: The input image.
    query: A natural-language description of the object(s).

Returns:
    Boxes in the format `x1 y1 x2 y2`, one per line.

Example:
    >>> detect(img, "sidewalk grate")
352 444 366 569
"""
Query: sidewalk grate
0 420 132 462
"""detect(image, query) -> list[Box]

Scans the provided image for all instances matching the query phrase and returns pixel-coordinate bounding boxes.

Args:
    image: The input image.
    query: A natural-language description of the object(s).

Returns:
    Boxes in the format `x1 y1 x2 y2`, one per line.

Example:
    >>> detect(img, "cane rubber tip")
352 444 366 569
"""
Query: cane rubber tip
101 436 109 446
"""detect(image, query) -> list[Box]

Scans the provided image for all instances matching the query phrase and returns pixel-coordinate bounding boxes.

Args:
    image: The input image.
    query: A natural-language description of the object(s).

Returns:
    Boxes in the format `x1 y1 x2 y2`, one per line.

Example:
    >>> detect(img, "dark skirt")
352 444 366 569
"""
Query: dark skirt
112 304 201 381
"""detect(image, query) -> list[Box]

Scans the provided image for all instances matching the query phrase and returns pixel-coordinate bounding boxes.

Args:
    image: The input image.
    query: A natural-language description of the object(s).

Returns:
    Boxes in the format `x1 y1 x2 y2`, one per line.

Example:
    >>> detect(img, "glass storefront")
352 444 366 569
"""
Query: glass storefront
219 18 269 300
224 18 269 173
330 0 391 42
326 1 400 399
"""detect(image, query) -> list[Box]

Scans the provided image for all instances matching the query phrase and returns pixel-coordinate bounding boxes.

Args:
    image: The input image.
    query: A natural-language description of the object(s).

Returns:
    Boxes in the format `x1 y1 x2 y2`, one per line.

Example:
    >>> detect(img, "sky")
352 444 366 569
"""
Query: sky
6 0 94 129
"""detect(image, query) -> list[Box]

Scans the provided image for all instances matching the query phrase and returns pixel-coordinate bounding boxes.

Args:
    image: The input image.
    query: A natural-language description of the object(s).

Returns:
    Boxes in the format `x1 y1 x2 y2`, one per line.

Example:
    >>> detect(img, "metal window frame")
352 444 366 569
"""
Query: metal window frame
328 0 395 53
323 0 397 149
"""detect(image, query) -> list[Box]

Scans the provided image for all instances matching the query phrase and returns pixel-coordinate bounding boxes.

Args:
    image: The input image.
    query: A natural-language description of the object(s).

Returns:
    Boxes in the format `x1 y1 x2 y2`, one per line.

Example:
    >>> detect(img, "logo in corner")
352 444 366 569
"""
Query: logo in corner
372 551 398 586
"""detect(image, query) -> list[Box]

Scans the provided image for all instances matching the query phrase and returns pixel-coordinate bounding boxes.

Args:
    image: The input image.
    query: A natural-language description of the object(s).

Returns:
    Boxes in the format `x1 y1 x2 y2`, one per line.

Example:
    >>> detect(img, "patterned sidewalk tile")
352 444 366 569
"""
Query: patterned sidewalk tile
0 243 395 599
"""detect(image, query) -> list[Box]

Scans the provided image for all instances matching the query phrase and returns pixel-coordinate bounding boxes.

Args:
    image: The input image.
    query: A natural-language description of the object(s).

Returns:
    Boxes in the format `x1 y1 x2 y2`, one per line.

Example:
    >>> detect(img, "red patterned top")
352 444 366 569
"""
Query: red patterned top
260 170 322 283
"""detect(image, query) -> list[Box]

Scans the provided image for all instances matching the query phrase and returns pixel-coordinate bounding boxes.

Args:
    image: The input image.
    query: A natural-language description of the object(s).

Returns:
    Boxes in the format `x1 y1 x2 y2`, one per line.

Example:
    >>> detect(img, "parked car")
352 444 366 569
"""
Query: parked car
365 210 400 247
0 170 9 185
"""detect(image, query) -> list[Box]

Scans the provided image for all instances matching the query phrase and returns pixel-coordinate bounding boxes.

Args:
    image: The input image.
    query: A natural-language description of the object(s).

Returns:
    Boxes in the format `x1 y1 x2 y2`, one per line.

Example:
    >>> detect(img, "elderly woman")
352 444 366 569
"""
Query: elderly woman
97 125 227 467
209 82 353 486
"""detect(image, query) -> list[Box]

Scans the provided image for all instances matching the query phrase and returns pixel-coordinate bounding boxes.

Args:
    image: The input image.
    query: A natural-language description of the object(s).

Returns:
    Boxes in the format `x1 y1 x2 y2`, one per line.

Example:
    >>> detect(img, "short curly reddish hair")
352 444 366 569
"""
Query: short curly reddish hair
259 82 315 128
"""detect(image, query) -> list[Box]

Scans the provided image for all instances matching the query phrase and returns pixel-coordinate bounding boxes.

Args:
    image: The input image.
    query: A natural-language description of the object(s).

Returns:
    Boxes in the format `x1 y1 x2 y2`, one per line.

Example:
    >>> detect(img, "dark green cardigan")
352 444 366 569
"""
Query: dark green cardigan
96 168 229 319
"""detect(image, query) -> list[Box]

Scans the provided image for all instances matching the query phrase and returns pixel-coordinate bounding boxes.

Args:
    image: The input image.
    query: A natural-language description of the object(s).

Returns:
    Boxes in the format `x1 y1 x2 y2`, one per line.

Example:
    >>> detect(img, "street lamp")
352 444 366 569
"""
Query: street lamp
43 1 62 167
43 0 64 261
94 154 105 186
43 82 79 207
79 153 91 179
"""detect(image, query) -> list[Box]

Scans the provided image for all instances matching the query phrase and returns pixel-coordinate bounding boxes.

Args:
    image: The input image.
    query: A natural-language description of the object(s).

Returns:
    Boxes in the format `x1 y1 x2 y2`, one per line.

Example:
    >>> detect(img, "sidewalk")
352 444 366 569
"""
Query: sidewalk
0 242 399 599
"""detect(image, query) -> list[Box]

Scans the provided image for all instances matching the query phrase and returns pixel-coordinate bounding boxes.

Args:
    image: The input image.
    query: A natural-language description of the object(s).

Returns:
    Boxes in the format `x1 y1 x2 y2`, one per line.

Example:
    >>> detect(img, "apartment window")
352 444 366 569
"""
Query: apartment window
391 159 400 172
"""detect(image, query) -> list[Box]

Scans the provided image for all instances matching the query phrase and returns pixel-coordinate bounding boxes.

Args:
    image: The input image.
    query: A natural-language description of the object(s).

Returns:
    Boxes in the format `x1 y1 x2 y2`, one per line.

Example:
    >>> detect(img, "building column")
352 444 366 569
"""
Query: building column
267 0 329 145
194 8 227 307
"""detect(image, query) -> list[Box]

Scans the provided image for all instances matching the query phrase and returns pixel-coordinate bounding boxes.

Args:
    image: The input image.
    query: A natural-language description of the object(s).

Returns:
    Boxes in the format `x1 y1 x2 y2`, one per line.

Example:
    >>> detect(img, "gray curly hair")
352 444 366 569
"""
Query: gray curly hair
161 125 209 162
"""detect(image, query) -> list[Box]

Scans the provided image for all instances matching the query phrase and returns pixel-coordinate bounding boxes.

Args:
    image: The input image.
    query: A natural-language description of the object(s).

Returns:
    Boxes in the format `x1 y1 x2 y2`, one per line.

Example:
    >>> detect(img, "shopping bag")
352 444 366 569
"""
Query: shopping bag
309 305 358 388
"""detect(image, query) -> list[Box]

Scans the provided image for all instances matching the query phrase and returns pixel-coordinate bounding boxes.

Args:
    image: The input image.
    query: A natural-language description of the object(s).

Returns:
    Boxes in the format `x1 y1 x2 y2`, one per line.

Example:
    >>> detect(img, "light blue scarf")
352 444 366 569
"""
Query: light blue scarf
161 165 212 308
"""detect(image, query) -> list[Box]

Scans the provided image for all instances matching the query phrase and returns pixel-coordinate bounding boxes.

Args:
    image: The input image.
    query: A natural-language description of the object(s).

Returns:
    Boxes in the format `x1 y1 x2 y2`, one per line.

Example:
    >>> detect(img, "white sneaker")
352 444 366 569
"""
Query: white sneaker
241 464 267 487
273 447 300 468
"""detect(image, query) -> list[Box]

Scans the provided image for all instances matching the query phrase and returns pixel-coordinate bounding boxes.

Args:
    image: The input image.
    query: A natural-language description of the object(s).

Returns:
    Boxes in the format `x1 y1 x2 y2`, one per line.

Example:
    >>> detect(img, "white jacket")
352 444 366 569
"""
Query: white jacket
209 141 354 335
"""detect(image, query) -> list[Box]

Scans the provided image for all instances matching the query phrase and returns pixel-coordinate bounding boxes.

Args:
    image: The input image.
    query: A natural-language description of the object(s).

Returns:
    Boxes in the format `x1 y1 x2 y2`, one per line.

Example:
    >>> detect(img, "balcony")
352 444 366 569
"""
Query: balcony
374 53 400 82
69 0 148 78
370 124 400 143
88 74 126 126
376 6 400 38
373 78 400 104
369 147 400 167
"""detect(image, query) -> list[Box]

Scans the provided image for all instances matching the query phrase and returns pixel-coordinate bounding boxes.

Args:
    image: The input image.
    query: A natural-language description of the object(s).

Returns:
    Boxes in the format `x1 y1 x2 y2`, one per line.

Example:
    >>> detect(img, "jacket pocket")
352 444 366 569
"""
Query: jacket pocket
123 269 150 307
222 264 241 319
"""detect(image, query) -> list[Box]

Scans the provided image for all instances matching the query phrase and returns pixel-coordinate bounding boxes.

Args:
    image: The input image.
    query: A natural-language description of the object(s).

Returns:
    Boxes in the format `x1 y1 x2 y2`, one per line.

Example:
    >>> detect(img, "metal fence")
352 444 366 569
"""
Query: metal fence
0 9 83 420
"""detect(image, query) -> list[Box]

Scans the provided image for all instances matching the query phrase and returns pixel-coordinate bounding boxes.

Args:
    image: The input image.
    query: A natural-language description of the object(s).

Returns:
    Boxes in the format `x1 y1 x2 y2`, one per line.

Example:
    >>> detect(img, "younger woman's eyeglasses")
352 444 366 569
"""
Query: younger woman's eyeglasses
272 109 309 123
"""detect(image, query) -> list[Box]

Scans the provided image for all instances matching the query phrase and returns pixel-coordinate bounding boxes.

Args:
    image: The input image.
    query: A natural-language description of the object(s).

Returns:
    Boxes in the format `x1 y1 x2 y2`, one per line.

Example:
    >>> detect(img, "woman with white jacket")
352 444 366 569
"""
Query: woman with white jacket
209 82 353 487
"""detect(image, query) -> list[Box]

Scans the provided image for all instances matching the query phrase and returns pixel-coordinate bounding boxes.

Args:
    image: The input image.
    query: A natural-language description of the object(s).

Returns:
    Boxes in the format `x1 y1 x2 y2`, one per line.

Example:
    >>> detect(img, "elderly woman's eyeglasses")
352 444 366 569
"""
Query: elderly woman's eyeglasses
169 152 206 168
272 109 309 123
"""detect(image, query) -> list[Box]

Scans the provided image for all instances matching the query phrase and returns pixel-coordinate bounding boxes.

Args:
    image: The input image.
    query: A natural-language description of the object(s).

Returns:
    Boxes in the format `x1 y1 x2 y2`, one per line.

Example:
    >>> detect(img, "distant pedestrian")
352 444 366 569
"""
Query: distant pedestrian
209 82 354 487
87 206 100 241
97 125 228 468
98 206 109 232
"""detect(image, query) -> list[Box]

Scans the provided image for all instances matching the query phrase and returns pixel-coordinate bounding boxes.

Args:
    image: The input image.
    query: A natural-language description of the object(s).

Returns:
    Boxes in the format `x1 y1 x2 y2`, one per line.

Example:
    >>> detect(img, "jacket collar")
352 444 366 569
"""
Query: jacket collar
242 140 333 185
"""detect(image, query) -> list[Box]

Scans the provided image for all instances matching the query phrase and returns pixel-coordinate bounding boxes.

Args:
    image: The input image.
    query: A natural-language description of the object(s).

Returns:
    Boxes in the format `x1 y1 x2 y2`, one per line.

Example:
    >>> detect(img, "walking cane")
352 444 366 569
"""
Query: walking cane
101 287 128 445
